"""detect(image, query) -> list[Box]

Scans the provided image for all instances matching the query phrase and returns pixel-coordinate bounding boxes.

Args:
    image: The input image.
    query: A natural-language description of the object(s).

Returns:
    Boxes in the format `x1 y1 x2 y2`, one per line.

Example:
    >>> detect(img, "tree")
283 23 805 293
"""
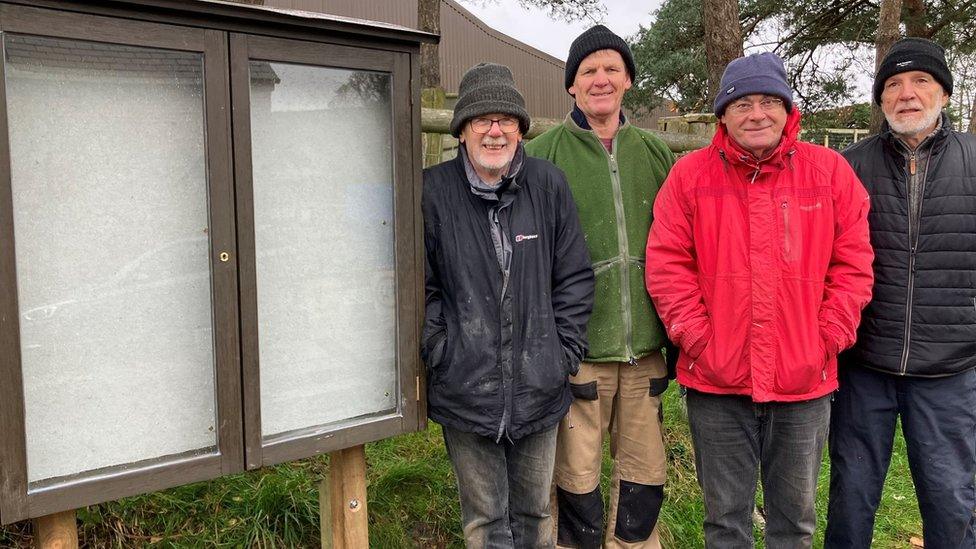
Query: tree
946 49 976 133
627 0 709 114
870 0 903 133
629 0 976 126
703 0 744 100
419 0 440 89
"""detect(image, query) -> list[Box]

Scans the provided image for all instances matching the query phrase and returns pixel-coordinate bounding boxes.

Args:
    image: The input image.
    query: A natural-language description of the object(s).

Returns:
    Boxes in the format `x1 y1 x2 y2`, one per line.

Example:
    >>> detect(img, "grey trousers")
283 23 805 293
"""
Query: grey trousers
443 425 558 549
686 388 830 549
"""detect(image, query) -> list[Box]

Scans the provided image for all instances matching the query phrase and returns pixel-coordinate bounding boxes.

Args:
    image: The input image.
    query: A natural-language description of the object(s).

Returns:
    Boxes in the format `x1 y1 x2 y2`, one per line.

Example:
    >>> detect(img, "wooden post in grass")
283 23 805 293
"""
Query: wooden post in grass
321 444 368 548
33 510 78 549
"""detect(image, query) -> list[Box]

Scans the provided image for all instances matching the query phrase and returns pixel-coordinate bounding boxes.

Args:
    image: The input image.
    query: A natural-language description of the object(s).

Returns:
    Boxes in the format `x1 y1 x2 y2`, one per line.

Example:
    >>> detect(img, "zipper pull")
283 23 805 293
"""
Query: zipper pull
909 153 917 175
628 356 638 367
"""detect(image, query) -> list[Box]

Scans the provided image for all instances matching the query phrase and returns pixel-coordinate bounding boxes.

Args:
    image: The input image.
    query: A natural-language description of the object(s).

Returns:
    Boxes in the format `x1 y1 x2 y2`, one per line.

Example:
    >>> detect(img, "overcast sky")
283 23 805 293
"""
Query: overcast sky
459 0 664 61
459 1 874 103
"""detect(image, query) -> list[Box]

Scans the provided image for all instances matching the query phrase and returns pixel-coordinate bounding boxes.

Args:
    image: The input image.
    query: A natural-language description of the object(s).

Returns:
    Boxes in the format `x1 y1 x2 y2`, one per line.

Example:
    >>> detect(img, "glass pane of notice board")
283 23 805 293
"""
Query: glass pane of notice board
248 60 398 440
5 34 218 485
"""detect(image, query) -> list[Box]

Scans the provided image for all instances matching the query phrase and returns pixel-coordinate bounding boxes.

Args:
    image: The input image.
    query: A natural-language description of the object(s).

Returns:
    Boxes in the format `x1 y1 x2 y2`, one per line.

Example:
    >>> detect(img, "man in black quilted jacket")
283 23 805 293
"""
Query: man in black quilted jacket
826 38 976 548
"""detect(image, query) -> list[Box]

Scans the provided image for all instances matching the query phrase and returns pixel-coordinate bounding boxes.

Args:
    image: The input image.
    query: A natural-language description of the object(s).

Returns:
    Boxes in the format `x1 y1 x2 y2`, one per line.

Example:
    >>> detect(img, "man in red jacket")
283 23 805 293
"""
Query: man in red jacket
645 52 874 547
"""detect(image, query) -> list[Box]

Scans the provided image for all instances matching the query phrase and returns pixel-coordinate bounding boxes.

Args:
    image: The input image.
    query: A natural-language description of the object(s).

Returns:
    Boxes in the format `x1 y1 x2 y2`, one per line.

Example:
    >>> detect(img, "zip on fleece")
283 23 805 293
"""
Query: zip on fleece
604 137 637 363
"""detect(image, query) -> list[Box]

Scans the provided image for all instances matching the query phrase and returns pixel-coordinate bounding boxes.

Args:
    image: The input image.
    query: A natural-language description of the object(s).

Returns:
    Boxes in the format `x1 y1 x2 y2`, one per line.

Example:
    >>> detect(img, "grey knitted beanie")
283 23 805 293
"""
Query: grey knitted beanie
450 63 530 138
713 52 794 116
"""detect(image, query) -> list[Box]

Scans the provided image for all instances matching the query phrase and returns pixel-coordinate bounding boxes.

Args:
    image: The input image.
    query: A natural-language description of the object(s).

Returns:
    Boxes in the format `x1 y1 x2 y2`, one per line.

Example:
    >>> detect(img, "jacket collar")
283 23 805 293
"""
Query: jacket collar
456 141 525 201
570 104 626 131
713 107 802 169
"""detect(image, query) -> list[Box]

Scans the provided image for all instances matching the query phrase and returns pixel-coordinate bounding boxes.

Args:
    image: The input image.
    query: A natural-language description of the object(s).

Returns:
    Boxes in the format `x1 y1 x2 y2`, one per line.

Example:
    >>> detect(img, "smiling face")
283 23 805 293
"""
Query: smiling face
459 113 522 183
570 49 632 123
880 70 948 146
719 94 788 159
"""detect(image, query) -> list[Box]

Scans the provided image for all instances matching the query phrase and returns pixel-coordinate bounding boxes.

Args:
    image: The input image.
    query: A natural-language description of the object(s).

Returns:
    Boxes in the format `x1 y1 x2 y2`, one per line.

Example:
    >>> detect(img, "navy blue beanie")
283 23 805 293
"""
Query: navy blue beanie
713 52 794 116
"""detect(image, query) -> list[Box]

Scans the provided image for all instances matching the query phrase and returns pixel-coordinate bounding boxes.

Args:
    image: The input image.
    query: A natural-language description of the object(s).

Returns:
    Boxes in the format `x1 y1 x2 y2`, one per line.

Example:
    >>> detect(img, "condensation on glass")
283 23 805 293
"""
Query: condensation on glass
5 34 218 484
248 61 397 439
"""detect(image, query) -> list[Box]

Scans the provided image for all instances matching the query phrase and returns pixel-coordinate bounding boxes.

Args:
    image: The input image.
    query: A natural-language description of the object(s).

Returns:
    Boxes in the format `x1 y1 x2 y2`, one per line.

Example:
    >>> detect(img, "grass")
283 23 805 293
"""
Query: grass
1 390 923 548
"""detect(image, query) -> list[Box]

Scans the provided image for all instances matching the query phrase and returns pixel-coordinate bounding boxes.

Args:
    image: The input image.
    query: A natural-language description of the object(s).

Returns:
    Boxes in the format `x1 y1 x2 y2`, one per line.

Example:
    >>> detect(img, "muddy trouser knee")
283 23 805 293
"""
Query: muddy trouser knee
554 356 669 549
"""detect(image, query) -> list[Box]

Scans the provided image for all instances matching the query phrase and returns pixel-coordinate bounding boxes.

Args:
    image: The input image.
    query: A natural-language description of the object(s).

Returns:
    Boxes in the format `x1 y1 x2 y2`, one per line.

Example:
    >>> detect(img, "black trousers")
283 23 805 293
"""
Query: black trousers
825 365 976 549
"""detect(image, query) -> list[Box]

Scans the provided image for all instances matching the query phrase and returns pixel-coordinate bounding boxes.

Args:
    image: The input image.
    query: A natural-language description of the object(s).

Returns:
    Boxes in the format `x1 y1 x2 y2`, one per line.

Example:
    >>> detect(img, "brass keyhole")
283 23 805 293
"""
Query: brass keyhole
219 252 230 262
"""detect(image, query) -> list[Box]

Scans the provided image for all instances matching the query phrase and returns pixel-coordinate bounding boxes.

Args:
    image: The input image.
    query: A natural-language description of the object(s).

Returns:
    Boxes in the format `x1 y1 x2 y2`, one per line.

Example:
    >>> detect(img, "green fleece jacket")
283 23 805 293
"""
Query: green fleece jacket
526 113 674 363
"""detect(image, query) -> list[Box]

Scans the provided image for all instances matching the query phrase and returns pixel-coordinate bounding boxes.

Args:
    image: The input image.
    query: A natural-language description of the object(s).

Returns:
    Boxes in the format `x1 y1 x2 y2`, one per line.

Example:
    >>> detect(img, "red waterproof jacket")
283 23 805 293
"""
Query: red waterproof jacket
646 110 874 402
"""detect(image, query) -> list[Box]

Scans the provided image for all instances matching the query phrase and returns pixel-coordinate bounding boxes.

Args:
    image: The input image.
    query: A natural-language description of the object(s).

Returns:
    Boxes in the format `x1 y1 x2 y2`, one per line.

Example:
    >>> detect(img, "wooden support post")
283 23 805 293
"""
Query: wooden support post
421 87 446 168
320 445 368 549
33 510 78 549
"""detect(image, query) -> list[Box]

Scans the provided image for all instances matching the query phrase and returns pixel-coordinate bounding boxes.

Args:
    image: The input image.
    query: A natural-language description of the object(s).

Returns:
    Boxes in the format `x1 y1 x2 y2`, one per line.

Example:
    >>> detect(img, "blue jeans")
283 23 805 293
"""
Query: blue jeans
825 366 976 549
442 425 557 548
686 389 830 549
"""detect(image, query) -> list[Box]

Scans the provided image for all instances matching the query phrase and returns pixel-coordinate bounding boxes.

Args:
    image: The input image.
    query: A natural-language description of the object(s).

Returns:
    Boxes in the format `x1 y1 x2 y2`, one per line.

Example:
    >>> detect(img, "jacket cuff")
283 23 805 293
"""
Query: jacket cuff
683 322 712 360
423 328 447 364
562 346 580 376
819 321 847 357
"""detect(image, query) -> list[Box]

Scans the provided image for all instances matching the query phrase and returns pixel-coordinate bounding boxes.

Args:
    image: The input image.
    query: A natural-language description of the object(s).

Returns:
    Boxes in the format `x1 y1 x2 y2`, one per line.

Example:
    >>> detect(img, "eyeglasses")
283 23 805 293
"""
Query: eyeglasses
726 97 785 116
469 117 520 134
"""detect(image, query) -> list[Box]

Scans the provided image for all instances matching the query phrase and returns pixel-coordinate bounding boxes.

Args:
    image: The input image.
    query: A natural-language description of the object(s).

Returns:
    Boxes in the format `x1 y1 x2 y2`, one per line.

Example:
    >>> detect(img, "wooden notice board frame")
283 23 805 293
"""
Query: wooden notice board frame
0 0 432 526
229 32 424 471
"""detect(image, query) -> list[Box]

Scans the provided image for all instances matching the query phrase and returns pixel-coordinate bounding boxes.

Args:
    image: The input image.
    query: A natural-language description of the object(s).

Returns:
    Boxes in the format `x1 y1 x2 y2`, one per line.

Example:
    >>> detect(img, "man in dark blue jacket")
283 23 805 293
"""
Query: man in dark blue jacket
421 62 594 548
826 38 976 548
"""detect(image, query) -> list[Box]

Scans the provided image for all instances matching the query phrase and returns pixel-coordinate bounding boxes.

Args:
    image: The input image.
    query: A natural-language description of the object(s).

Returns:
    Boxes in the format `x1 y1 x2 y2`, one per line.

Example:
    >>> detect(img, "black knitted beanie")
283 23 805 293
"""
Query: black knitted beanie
873 38 953 105
564 25 636 92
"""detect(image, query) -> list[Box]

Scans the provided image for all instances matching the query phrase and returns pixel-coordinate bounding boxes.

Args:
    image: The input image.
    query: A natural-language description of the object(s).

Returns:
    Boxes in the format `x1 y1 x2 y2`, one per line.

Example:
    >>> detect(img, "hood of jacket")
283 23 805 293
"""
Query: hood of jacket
713 107 802 169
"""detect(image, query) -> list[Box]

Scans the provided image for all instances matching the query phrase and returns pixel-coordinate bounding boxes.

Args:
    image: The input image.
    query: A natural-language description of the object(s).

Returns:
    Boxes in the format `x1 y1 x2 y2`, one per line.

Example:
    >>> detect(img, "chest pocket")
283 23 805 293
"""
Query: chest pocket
776 186 832 266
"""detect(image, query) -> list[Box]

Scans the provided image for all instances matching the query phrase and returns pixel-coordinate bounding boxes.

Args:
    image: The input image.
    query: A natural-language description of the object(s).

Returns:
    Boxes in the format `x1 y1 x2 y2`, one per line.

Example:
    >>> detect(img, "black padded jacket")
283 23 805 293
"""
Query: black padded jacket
841 114 976 377
421 152 594 441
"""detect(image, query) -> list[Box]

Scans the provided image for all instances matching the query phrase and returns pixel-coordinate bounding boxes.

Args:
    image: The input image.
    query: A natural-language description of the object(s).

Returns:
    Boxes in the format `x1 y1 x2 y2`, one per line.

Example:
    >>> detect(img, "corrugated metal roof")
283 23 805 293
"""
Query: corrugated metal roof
438 0 570 118
253 0 569 117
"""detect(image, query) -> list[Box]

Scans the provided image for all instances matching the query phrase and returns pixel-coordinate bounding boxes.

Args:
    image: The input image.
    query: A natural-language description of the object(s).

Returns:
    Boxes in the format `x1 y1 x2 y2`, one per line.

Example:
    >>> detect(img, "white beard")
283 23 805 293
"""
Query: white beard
887 103 942 138
469 137 514 173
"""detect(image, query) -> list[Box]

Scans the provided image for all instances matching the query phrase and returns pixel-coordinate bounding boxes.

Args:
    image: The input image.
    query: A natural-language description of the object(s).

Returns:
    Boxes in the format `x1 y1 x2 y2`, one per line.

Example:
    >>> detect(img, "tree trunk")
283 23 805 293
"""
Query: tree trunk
419 0 440 89
903 0 928 37
702 0 744 102
870 0 904 134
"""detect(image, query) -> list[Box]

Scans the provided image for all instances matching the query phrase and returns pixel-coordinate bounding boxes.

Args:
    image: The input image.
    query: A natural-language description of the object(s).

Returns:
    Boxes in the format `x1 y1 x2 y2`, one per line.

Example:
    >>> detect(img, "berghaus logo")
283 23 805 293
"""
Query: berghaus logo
515 234 538 242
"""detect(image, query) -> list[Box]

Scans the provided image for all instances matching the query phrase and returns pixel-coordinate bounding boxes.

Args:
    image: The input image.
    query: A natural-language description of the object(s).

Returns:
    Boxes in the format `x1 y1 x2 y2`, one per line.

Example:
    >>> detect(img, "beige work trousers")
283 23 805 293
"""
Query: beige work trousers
554 354 668 548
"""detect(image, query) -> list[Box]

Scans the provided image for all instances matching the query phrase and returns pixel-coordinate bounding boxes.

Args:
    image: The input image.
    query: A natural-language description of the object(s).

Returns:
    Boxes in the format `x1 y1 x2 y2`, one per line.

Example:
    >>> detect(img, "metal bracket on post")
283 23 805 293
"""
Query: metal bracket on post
34 510 79 549
320 445 369 549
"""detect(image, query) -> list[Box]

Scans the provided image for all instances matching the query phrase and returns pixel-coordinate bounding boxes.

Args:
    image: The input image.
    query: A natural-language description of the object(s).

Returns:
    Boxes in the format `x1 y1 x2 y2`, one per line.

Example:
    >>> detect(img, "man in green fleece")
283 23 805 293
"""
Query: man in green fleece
525 25 674 549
